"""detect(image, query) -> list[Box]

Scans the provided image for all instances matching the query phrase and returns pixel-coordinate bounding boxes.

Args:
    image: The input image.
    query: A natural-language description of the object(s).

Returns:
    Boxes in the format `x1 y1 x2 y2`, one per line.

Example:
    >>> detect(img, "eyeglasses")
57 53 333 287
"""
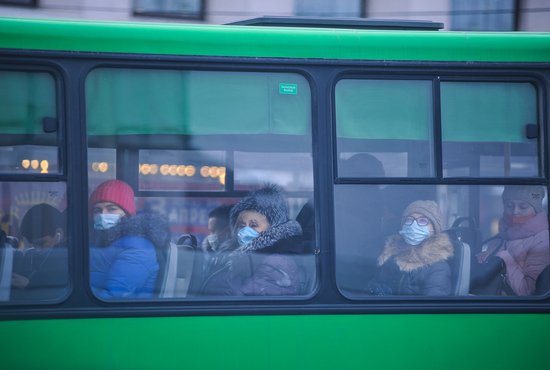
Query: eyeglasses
402 216 430 227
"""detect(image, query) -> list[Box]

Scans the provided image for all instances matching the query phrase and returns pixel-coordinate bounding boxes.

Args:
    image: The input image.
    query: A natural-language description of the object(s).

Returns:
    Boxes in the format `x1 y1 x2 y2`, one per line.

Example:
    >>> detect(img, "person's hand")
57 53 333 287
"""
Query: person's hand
11 273 30 289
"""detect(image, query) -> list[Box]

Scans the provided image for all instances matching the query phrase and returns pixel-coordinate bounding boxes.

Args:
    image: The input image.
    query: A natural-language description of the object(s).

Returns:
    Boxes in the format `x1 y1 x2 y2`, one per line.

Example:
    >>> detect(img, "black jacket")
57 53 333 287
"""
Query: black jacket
367 233 454 296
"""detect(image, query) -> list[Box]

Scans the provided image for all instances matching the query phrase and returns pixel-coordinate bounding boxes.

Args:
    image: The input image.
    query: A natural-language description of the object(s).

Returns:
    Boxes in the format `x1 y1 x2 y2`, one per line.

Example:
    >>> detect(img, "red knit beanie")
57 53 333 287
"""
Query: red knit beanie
89 180 136 216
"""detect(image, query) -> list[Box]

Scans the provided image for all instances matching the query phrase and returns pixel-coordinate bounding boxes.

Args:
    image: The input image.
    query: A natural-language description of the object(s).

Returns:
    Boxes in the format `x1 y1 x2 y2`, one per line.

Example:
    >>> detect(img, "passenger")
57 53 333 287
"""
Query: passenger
89 180 170 299
473 185 550 296
11 203 68 301
201 204 232 253
366 200 454 296
201 184 307 296
335 153 387 295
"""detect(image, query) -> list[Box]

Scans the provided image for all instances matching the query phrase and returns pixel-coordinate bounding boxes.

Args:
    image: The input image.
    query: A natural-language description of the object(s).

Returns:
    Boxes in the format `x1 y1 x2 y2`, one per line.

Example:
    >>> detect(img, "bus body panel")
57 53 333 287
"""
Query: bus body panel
1 313 549 370
0 17 550 62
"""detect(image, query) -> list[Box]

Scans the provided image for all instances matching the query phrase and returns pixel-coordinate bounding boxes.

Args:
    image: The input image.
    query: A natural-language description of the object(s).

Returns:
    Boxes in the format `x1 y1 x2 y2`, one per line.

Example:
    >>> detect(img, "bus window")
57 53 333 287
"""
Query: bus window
335 78 434 177
441 81 539 177
0 182 69 304
0 68 68 305
0 70 59 174
335 184 550 298
85 68 316 300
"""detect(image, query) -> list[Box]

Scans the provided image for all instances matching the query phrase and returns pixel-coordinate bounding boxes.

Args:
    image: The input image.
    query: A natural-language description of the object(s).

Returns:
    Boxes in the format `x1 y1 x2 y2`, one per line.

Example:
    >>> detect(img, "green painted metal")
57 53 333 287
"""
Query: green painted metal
1 17 550 62
1 313 549 370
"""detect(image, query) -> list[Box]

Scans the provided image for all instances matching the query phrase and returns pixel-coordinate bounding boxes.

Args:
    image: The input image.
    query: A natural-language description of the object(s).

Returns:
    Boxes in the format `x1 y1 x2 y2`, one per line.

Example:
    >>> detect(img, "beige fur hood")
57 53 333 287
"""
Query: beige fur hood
378 233 454 272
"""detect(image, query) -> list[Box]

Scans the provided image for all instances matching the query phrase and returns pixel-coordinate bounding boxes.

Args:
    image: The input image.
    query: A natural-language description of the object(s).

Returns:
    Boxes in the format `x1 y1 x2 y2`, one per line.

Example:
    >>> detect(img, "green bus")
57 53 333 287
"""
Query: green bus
1 16 550 370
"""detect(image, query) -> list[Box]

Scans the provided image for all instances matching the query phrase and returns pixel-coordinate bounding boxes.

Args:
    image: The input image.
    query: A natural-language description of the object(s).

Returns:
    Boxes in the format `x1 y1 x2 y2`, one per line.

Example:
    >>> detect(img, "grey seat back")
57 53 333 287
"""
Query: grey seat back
159 242 197 298
0 243 14 302
446 230 471 296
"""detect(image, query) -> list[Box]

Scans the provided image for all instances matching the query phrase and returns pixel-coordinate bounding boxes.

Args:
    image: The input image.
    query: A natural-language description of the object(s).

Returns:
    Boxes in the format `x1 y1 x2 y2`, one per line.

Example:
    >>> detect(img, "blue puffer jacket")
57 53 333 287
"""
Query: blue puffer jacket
90 212 170 299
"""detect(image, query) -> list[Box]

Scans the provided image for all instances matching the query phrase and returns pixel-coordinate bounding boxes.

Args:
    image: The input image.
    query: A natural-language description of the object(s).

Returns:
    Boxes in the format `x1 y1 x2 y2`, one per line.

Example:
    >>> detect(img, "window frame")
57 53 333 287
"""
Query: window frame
132 0 205 21
0 48 549 318
333 72 546 183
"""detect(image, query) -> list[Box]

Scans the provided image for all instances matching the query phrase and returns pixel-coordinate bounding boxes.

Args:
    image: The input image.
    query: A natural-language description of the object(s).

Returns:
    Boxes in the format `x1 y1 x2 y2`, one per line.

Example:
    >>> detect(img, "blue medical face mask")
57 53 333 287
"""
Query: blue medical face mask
237 226 260 247
399 220 431 246
93 213 122 230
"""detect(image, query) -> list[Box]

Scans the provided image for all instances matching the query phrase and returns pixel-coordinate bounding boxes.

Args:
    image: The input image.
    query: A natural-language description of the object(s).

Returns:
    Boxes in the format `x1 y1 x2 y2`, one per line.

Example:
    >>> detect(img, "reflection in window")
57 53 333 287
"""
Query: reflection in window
334 184 550 298
234 152 313 191
335 79 434 177
0 182 68 304
139 150 225 191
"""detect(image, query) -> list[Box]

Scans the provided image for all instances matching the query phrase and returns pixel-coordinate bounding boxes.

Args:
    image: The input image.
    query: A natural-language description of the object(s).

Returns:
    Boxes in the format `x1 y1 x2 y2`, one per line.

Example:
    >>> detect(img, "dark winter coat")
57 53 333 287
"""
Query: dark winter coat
200 220 308 296
366 233 454 296
90 212 170 299
11 246 69 302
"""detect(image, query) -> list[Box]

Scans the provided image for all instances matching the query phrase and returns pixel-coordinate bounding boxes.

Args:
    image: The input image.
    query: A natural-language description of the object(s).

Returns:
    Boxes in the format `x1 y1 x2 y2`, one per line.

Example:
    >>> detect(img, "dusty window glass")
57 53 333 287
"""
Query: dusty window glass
335 79 434 178
86 68 316 300
0 182 69 304
335 184 550 298
441 81 539 178
0 70 60 175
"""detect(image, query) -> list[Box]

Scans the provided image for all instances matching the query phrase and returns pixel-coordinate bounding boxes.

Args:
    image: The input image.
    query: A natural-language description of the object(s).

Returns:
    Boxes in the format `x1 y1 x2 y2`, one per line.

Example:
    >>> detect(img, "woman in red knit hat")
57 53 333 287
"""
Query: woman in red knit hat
89 180 170 299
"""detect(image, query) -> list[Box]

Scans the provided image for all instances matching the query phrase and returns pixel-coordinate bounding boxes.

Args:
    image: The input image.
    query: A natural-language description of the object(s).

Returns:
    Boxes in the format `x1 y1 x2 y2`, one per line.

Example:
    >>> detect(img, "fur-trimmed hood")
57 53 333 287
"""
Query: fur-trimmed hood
378 233 454 272
230 184 289 230
91 212 171 250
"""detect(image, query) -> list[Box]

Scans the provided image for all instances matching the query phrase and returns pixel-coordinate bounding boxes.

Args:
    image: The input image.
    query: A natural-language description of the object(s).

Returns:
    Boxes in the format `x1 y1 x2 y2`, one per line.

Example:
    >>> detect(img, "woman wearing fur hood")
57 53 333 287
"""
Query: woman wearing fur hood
89 180 170 299
200 184 308 296
366 200 454 296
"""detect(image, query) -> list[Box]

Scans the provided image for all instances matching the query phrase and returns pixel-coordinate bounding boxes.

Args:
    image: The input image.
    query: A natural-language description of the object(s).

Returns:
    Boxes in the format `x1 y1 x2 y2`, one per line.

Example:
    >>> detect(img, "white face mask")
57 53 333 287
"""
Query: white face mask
399 220 431 246
93 213 121 230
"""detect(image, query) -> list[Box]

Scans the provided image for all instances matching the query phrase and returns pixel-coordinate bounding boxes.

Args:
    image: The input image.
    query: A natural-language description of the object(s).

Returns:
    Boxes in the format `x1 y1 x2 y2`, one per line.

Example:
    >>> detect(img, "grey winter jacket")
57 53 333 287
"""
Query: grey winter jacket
366 233 454 296
200 220 308 296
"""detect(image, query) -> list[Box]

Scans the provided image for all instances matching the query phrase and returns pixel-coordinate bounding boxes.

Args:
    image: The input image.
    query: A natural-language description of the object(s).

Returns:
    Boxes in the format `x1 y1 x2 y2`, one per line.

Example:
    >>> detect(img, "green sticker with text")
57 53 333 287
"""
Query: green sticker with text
279 83 298 95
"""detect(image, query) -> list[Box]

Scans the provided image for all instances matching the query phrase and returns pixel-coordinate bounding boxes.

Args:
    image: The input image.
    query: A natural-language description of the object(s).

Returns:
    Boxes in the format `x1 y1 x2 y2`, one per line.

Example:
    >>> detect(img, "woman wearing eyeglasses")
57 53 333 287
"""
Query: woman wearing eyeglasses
366 200 454 296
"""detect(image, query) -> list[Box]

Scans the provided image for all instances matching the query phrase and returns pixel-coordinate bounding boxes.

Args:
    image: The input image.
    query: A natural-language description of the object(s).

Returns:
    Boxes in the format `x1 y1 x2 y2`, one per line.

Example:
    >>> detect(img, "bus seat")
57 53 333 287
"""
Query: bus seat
450 217 482 254
159 235 200 298
296 199 315 241
535 265 550 295
0 232 14 302
446 230 471 296
295 252 317 295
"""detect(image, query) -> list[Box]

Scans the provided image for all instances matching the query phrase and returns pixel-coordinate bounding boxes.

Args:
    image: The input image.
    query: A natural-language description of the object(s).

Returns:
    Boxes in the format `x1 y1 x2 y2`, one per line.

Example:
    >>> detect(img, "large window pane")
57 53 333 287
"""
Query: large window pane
0 182 69 304
86 68 316 300
442 81 539 177
335 79 434 177
335 184 550 298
